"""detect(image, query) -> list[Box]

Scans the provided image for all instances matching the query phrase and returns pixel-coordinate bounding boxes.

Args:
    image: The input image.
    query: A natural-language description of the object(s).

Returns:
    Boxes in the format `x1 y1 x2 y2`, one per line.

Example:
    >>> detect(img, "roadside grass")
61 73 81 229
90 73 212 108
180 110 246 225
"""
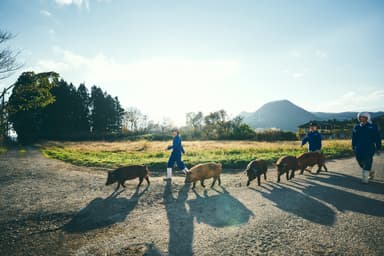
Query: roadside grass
40 140 353 172
0 146 7 154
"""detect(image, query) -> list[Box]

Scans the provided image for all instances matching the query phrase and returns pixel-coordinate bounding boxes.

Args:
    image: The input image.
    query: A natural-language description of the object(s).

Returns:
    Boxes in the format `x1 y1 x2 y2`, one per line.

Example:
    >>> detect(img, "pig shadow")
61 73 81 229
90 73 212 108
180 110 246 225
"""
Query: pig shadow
163 180 194 256
303 179 384 217
306 172 384 195
63 186 148 233
188 186 254 227
256 184 336 226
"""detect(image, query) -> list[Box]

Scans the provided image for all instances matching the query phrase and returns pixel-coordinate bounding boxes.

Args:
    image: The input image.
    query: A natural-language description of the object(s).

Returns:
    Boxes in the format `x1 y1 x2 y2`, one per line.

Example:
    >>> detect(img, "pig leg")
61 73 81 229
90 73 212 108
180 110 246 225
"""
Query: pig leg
246 179 251 186
323 164 328 172
264 172 267 180
115 183 120 191
192 182 196 189
211 177 217 188
145 176 150 185
200 179 206 188
138 176 144 187
121 181 126 188
286 170 290 180
257 175 261 186
277 173 281 183
289 169 295 179
218 176 221 186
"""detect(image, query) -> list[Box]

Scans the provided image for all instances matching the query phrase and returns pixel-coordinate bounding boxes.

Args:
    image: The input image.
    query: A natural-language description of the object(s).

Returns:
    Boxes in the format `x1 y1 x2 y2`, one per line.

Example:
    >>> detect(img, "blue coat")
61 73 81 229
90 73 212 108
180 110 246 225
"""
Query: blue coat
301 131 322 152
167 135 185 156
352 123 381 156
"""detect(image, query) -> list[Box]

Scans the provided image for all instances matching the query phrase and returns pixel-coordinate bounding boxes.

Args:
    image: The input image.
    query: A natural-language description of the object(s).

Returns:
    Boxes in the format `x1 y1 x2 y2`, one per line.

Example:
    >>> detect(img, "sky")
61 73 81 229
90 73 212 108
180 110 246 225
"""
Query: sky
1 0 384 126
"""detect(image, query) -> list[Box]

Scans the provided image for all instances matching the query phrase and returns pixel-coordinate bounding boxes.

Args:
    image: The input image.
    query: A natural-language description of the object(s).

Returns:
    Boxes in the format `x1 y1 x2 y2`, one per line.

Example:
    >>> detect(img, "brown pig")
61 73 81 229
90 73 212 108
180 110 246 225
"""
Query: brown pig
244 159 268 186
297 151 328 174
184 162 222 189
106 165 150 190
275 156 298 182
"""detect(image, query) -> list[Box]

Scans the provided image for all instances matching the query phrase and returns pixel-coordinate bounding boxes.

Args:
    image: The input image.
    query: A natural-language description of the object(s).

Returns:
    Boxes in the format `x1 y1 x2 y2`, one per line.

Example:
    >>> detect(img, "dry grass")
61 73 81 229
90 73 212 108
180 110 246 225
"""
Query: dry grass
39 140 354 172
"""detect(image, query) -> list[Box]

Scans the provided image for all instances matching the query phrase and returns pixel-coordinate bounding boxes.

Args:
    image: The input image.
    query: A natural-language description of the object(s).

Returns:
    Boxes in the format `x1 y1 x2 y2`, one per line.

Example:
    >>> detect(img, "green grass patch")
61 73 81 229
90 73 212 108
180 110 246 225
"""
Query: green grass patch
0 146 7 154
18 148 27 154
40 140 354 172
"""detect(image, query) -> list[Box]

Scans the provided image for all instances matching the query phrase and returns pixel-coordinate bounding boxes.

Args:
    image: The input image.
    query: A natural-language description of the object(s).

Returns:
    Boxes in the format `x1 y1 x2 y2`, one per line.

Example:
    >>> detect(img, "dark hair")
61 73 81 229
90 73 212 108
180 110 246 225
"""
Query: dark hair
171 128 179 133
309 122 317 127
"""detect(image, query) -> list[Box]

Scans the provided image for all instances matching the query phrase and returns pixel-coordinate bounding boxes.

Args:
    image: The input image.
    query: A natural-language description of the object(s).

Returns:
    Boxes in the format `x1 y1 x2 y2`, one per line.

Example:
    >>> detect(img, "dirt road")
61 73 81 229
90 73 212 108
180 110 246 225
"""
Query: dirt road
1 148 384 256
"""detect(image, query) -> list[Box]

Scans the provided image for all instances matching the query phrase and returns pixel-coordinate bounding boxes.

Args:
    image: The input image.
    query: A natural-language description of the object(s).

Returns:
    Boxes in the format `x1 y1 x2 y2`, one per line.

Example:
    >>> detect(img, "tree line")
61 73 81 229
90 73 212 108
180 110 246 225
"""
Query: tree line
7 71 124 142
3 71 298 143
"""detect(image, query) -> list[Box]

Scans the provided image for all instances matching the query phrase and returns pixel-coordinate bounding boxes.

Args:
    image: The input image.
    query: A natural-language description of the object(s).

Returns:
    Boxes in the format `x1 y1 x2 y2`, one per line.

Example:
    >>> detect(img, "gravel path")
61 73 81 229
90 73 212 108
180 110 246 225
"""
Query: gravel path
0 148 383 256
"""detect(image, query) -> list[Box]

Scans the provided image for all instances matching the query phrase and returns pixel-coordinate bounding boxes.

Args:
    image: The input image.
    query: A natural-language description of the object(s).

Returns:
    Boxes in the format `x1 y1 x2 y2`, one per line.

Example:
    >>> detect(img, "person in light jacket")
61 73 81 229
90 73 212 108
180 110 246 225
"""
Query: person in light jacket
164 128 189 180
352 112 381 183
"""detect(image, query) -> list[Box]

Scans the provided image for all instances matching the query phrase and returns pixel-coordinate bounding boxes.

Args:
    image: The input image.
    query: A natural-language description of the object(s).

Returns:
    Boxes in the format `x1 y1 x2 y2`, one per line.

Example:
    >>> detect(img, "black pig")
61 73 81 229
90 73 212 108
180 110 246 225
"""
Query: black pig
106 165 150 190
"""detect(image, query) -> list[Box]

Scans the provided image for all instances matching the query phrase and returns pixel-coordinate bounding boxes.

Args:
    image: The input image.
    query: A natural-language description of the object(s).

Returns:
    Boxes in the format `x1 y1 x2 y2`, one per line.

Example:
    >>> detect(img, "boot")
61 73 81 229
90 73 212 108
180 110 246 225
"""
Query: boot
182 167 190 175
163 168 172 181
361 170 369 184
369 171 375 180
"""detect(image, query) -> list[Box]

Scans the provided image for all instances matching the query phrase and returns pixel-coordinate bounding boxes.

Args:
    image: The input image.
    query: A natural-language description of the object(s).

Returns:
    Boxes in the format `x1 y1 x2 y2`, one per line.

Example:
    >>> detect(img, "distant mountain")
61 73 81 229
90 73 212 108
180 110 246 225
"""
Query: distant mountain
312 111 384 120
242 100 317 132
241 100 384 132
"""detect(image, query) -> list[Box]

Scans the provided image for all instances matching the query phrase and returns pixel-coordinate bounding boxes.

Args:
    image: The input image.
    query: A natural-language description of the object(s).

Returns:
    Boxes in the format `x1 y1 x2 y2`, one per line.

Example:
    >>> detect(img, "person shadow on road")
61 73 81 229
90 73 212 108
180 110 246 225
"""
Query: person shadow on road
163 180 193 256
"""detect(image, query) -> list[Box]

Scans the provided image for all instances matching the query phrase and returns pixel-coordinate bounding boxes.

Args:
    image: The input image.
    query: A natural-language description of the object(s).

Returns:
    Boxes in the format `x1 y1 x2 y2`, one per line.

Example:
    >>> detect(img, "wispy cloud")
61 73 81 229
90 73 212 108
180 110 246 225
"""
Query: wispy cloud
282 69 305 79
320 90 384 112
55 0 90 10
55 0 110 10
34 47 240 123
40 10 52 17
315 49 328 59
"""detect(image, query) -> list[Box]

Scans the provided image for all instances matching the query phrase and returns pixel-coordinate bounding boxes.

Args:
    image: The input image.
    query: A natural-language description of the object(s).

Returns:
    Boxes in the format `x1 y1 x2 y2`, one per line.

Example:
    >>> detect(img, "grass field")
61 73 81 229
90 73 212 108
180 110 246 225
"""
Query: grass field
40 140 353 172
0 147 6 154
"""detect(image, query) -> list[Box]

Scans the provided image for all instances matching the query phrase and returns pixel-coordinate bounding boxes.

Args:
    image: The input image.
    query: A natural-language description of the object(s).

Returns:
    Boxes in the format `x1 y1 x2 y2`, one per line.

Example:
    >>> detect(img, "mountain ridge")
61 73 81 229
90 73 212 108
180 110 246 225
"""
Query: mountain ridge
241 100 384 131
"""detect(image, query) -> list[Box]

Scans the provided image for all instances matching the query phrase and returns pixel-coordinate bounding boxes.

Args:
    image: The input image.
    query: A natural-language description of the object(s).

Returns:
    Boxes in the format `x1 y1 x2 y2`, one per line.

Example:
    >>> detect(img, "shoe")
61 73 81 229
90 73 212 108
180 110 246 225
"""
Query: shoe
369 171 375 180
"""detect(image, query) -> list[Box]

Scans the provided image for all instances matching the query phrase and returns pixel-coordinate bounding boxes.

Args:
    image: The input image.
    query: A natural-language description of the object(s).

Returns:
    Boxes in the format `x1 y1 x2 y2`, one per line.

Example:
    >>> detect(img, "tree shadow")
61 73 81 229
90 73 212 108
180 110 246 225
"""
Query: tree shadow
303 180 384 217
188 186 254 227
255 184 336 226
63 186 148 233
163 180 193 256
306 172 384 195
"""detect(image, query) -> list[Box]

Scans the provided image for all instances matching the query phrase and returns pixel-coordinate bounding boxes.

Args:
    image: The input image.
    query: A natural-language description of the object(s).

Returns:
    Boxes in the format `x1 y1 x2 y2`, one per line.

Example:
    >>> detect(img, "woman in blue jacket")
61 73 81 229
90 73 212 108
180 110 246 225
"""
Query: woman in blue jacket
352 112 381 183
301 122 322 152
164 128 189 180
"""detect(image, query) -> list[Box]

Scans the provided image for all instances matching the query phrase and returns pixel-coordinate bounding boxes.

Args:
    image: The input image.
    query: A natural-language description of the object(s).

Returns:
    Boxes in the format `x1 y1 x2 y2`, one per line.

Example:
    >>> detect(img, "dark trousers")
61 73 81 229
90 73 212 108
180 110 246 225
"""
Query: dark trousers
167 153 185 170
355 154 373 171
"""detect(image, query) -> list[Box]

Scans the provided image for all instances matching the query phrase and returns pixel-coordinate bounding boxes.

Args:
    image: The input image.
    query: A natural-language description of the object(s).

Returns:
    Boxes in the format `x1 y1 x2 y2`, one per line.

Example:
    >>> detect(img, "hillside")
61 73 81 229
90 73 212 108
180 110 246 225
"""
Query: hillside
242 100 384 132
242 100 317 131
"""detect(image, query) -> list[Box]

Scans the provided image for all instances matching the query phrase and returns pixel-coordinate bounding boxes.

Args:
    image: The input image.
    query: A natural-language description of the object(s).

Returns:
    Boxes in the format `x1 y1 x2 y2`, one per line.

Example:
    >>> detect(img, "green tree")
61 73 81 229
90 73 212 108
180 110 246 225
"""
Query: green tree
7 72 58 142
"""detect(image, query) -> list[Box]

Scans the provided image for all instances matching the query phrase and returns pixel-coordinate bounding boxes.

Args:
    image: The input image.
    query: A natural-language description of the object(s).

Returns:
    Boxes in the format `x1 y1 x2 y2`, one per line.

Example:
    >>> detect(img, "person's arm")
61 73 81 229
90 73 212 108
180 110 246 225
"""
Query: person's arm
301 134 309 146
167 137 176 150
352 126 357 152
374 125 382 153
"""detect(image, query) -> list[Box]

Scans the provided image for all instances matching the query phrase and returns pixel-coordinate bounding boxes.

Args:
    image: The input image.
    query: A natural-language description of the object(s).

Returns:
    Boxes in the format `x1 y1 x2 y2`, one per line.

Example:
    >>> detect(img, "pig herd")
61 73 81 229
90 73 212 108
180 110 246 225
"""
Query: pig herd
105 151 327 190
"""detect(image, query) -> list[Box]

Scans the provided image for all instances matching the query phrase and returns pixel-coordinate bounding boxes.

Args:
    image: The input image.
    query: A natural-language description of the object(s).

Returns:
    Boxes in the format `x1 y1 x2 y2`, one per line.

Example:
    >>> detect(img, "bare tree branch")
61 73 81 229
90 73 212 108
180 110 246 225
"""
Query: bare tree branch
0 30 23 81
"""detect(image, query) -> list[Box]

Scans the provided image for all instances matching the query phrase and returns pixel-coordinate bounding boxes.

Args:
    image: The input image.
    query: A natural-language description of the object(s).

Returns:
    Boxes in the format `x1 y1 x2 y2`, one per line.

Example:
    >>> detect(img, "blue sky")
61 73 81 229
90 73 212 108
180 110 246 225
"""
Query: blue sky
1 0 384 125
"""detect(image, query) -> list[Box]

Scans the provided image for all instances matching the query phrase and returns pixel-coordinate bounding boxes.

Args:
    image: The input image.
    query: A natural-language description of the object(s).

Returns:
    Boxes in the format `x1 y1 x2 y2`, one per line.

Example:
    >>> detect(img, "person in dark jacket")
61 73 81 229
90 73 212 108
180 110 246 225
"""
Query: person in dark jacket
301 122 322 152
164 128 189 180
352 112 381 183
